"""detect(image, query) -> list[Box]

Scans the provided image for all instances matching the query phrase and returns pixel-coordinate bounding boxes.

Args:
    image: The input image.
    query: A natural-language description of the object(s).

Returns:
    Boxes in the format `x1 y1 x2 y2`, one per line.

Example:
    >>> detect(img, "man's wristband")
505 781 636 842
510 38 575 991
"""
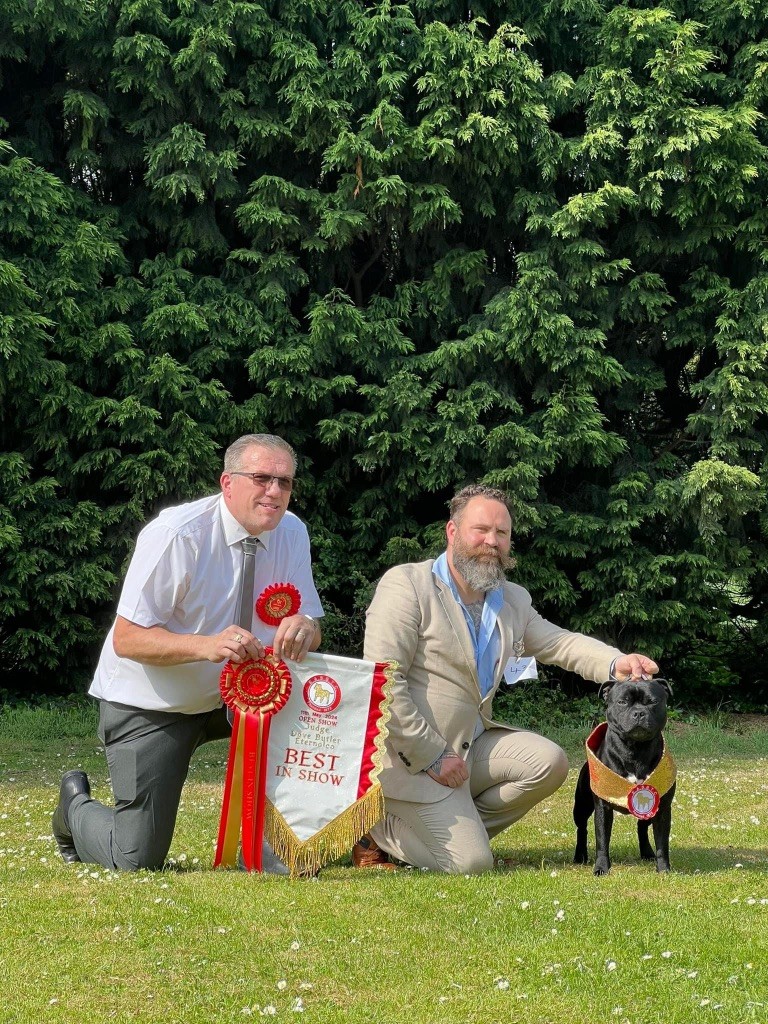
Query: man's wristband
425 748 456 774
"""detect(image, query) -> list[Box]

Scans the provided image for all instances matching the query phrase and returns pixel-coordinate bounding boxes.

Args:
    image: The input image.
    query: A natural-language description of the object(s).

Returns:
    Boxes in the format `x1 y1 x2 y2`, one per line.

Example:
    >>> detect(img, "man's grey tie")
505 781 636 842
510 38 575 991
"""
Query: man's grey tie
237 536 260 631
226 536 260 730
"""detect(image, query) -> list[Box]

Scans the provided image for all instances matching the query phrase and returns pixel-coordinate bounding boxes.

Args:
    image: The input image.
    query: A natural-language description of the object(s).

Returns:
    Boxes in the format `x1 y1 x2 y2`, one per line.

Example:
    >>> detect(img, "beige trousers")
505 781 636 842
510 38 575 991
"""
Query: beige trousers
370 728 569 874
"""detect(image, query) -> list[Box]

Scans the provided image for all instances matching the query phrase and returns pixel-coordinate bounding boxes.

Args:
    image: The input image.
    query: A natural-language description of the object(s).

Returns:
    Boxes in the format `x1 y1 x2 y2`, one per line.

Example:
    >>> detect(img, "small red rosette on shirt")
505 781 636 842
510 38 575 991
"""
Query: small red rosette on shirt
214 653 292 871
256 582 301 626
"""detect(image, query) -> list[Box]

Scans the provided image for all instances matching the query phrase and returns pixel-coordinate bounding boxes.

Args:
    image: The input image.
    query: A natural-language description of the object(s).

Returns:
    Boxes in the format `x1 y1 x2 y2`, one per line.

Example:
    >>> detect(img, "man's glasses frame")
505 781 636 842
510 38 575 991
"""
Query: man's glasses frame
230 472 294 492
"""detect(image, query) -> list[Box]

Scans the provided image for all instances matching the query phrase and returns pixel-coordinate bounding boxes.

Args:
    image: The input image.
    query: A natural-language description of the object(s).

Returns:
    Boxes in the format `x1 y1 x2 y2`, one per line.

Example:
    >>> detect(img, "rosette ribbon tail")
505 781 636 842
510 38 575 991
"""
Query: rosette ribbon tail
240 710 272 871
214 706 246 868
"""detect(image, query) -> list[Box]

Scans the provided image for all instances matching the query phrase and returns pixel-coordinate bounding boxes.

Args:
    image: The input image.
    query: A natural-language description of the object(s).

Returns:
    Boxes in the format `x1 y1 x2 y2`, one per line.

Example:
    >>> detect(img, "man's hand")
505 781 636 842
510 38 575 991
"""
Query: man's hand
113 616 265 667
273 614 319 663
426 751 469 789
613 653 659 681
209 626 265 665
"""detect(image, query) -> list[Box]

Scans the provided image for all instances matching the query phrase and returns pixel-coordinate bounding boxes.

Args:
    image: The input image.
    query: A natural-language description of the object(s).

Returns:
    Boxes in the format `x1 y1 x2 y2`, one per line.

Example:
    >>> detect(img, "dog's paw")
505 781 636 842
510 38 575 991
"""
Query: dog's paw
593 859 611 876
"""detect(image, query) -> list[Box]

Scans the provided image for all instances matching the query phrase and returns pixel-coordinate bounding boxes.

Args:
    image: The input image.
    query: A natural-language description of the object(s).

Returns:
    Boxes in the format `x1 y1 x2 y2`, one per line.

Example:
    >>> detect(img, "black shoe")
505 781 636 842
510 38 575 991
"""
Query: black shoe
52 770 91 863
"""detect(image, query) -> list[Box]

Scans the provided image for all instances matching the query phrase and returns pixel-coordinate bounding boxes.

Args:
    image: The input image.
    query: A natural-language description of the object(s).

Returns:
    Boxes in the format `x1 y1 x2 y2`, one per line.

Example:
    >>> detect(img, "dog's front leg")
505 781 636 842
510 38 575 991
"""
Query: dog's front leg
573 762 593 864
593 800 614 876
637 819 655 860
651 787 675 872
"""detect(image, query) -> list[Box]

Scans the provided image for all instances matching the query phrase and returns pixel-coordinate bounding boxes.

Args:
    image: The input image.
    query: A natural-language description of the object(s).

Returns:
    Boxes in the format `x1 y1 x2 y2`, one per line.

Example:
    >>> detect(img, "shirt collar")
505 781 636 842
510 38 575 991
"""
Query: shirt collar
218 494 272 552
432 551 458 596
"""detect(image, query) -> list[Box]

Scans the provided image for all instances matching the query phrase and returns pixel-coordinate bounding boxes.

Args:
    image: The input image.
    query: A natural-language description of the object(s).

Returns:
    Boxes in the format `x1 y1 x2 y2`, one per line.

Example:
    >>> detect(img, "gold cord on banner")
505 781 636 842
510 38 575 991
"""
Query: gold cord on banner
368 659 395 786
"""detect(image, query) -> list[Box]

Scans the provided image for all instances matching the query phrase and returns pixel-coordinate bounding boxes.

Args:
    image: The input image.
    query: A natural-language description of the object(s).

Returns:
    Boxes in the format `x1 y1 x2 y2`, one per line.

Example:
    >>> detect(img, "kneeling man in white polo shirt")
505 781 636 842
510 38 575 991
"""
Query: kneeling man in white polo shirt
52 433 324 871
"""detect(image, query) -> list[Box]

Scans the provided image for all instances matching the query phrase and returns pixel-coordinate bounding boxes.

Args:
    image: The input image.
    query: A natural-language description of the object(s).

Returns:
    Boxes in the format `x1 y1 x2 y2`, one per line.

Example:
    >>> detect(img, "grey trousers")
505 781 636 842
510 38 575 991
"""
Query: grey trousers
68 700 230 871
370 727 569 874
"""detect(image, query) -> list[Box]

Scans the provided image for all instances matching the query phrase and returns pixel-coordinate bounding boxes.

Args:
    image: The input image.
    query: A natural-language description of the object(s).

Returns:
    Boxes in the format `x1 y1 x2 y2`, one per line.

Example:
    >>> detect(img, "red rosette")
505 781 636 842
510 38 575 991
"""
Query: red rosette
220 654 292 716
215 652 293 872
256 582 301 626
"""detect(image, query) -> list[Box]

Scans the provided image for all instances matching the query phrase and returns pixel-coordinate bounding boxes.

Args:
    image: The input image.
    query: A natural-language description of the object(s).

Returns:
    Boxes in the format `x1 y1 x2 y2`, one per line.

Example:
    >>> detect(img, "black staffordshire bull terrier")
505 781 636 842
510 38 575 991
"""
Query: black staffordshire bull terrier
573 678 675 876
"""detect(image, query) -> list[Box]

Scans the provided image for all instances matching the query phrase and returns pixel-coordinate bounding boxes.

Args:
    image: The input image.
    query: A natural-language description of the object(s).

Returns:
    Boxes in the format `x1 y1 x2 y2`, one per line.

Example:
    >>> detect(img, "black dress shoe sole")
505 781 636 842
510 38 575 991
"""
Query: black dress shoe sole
56 843 81 864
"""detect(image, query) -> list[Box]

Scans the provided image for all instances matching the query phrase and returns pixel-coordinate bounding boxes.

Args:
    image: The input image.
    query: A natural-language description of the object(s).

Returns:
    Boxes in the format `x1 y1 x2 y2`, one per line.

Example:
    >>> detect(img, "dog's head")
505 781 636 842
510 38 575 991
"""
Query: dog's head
598 678 672 742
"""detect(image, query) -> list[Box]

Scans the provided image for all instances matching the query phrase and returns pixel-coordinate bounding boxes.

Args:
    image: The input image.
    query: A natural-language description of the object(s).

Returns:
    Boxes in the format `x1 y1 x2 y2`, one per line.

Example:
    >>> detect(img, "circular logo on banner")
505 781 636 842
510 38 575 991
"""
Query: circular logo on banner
303 674 342 714
256 582 302 626
627 783 660 820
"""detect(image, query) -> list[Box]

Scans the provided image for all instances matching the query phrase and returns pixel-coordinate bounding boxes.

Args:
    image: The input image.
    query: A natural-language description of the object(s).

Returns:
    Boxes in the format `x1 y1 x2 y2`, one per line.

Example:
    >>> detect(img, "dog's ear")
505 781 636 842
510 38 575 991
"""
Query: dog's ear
654 677 673 699
598 680 614 703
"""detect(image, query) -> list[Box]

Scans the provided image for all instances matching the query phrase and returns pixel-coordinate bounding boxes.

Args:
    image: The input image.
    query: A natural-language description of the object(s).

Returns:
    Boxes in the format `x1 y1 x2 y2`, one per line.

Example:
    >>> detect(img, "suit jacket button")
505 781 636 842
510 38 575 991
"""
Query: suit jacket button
398 751 411 767
461 742 470 750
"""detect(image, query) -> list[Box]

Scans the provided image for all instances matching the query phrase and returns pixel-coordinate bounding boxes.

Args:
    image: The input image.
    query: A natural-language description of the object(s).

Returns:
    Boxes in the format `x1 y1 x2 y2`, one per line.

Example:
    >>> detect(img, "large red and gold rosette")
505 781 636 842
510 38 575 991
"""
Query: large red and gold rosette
214 654 291 871
256 582 301 626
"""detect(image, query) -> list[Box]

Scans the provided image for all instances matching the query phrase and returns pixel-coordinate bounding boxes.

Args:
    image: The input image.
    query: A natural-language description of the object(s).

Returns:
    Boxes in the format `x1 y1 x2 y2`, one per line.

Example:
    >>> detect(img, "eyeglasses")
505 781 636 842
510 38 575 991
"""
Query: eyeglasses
230 472 294 492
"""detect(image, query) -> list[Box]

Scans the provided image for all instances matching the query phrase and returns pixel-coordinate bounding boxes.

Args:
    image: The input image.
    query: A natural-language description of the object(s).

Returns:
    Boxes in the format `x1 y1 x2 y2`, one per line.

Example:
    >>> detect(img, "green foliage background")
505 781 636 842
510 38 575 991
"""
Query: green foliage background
1 0 766 706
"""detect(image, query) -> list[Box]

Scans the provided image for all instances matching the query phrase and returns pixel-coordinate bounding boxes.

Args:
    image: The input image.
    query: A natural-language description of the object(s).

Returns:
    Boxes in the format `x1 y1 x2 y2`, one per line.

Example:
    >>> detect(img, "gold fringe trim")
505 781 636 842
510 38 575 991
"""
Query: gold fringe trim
265 786 385 877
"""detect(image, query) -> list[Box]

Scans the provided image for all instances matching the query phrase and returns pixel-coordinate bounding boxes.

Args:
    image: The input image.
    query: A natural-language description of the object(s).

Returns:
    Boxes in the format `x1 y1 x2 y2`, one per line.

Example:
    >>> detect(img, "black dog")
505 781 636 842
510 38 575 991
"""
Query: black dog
573 678 676 876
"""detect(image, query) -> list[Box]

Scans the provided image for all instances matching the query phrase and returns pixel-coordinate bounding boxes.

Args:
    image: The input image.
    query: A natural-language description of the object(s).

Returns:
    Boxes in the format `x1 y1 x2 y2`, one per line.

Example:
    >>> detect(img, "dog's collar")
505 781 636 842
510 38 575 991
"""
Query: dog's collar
586 722 677 818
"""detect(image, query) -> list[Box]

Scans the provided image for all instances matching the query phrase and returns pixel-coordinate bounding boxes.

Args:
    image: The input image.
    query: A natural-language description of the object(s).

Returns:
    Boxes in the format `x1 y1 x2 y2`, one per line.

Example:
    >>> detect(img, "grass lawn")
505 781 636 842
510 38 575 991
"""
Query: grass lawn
0 705 766 1024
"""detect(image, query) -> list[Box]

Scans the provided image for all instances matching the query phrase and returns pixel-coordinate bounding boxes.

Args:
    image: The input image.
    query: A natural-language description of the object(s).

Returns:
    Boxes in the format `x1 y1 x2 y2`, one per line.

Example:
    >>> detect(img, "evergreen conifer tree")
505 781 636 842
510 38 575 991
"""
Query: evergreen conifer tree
1 0 766 704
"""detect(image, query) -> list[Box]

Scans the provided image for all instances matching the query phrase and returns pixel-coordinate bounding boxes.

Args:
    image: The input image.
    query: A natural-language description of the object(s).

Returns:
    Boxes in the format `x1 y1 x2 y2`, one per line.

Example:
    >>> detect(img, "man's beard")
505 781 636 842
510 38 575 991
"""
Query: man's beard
452 537 516 593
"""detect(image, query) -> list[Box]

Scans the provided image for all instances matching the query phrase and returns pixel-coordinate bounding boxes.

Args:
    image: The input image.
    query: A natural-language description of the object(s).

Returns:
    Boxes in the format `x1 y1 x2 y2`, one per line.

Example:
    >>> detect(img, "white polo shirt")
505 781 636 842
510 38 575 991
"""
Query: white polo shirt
90 494 324 713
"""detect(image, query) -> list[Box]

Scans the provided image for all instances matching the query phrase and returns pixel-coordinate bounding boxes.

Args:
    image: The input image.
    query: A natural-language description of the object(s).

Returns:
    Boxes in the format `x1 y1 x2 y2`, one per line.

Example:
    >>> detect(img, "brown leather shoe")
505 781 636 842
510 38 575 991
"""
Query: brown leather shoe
352 834 396 870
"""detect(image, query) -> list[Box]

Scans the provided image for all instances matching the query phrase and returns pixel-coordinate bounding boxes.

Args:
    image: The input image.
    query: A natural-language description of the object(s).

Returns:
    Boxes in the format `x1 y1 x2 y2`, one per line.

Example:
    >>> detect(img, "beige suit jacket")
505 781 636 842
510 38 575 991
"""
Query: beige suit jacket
363 559 622 804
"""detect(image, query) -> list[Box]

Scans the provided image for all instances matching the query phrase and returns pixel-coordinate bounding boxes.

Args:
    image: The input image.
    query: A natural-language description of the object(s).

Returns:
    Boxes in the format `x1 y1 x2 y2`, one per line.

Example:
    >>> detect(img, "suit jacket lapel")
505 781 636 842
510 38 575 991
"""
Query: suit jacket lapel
494 600 517 688
433 575 481 694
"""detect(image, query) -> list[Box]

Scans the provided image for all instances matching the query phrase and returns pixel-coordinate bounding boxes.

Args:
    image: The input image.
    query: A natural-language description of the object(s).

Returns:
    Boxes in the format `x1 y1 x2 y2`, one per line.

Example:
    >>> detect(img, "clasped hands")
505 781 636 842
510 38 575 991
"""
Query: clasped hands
211 613 317 665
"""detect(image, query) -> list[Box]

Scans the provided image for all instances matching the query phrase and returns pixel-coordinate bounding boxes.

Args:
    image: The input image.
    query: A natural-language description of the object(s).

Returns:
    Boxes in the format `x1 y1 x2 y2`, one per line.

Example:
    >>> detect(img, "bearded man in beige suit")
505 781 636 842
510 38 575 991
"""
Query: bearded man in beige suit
358 484 659 873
